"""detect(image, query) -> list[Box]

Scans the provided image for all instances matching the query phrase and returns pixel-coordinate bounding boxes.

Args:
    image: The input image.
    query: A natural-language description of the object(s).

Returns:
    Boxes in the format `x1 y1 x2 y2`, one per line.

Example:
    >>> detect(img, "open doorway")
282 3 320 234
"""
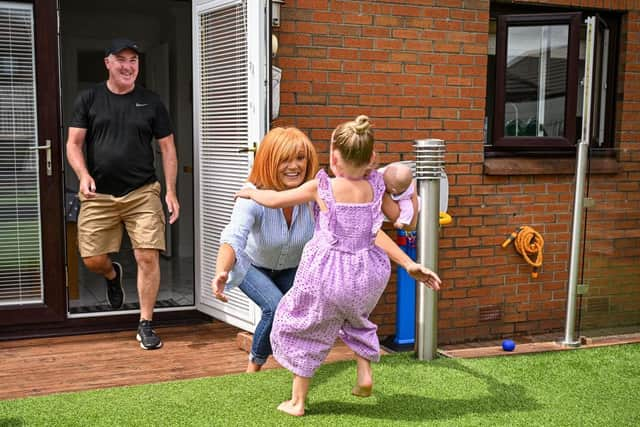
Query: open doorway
59 0 194 315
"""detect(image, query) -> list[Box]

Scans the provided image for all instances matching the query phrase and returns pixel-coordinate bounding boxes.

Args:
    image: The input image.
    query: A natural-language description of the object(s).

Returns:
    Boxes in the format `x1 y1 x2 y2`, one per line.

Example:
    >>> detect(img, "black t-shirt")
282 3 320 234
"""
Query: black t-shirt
69 82 173 196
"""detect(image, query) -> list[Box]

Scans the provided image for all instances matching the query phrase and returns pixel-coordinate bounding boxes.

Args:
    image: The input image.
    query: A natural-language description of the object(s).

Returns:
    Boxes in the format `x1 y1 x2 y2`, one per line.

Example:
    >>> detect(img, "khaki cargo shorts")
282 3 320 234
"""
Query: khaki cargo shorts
77 181 166 257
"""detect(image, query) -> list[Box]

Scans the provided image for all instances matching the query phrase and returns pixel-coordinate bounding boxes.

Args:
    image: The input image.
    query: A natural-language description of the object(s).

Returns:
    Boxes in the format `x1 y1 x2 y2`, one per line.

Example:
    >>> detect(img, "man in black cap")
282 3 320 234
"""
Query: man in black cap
66 38 180 350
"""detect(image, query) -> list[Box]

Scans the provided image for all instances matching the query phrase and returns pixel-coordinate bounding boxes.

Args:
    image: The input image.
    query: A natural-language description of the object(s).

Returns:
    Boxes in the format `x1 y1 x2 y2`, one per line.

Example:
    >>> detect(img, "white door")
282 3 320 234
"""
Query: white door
193 0 268 331
146 43 173 257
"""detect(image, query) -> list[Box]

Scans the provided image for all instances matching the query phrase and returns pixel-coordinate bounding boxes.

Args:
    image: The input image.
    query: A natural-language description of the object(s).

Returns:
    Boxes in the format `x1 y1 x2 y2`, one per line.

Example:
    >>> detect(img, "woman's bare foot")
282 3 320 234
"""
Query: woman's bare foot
246 361 262 373
277 400 305 416
351 384 372 397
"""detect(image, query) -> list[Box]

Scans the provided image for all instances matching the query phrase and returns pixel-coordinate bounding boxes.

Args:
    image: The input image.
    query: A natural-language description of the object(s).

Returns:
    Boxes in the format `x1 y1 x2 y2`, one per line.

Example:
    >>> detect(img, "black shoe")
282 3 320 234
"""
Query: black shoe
136 320 163 350
106 262 125 309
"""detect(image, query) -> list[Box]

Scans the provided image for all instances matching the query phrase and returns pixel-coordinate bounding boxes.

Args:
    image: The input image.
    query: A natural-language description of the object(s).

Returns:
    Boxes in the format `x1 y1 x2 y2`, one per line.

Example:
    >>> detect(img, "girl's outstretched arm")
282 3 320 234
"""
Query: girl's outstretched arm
236 179 319 208
374 230 441 290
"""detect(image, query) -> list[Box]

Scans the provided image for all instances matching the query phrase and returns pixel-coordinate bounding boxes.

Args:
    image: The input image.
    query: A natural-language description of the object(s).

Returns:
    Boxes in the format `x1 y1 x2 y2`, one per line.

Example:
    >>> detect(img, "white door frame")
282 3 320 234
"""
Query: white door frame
193 0 268 332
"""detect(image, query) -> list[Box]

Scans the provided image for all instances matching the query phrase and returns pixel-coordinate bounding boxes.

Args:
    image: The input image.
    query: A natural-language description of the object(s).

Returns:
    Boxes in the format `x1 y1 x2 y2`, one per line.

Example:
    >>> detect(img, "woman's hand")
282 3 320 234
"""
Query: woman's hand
405 262 441 291
211 271 229 302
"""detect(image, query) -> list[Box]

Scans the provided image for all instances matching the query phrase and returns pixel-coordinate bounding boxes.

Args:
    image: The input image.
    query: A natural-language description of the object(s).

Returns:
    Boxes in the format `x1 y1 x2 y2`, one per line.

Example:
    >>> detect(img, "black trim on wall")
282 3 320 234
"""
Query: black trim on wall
0 310 211 341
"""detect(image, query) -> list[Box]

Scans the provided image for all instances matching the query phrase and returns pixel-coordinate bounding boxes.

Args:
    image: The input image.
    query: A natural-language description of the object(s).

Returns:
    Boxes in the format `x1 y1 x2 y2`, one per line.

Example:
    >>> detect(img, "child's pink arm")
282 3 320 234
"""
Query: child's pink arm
235 179 319 208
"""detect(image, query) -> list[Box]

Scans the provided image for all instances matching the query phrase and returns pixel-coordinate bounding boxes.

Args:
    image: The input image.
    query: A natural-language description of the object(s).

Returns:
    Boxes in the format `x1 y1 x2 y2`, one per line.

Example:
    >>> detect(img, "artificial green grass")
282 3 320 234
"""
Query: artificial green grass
1 344 639 426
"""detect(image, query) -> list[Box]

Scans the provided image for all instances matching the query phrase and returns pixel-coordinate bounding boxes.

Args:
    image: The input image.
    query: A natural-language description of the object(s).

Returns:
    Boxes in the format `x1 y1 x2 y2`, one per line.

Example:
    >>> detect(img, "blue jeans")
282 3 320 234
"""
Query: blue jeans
239 265 297 366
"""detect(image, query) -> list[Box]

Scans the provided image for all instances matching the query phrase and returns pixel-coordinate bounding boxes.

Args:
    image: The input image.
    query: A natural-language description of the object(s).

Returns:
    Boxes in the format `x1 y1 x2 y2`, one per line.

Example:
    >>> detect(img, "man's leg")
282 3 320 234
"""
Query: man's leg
121 183 164 321
121 183 165 349
134 248 162 349
83 254 124 309
133 248 160 321
82 254 114 277
77 192 125 309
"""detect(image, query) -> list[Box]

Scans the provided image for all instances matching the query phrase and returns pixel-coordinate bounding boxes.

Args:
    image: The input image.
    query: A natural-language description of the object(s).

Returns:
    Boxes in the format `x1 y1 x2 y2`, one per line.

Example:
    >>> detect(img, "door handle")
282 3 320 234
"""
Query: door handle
31 140 52 176
238 142 257 154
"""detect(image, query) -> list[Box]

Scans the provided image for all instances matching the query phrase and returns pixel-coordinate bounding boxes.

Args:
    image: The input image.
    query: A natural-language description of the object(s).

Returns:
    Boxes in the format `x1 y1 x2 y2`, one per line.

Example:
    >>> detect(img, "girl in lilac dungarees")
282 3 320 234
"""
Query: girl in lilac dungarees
236 115 441 417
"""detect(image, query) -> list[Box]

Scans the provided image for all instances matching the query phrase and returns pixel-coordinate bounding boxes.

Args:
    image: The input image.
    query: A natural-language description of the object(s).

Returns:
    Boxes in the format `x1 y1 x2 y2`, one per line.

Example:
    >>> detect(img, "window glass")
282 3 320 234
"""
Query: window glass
505 25 568 138
486 8 619 152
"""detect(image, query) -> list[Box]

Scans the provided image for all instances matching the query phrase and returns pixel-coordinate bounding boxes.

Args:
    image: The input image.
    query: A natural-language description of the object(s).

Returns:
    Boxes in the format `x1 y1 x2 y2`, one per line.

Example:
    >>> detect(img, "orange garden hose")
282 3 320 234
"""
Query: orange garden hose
501 226 544 278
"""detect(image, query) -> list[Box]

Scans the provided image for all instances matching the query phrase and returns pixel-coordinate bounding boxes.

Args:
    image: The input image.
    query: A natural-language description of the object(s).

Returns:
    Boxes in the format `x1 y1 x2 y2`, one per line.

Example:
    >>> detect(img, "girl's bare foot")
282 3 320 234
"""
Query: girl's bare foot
277 400 305 417
353 354 373 397
351 384 372 397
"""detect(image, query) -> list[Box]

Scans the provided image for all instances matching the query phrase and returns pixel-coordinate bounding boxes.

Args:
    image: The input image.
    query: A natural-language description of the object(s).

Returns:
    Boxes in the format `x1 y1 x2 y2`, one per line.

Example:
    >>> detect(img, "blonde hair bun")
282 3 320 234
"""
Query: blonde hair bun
353 115 371 135
331 114 375 167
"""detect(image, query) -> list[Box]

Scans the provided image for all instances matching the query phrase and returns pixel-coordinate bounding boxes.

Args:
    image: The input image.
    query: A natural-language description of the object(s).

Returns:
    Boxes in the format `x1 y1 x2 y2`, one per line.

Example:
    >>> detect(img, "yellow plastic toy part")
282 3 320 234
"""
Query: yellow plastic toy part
439 212 452 225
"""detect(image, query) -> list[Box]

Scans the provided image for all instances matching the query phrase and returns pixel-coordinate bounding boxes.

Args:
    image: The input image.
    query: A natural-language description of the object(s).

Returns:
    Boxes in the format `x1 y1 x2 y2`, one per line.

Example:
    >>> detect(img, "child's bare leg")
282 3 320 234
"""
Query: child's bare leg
278 375 310 416
352 354 373 397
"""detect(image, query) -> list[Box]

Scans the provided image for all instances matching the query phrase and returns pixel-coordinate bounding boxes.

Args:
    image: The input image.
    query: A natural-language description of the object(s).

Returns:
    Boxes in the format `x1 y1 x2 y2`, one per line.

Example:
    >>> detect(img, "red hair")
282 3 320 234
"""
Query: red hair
248 127 318 190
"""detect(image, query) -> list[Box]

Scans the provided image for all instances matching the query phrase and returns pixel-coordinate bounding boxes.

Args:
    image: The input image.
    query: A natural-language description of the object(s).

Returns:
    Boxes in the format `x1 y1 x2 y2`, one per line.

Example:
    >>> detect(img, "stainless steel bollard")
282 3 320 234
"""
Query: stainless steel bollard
414 138 445 361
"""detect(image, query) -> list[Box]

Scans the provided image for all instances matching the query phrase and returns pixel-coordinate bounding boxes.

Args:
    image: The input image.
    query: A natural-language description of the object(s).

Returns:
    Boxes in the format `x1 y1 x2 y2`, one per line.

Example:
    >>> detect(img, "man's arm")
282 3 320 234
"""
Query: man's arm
66 127 96 198
157 134 180 224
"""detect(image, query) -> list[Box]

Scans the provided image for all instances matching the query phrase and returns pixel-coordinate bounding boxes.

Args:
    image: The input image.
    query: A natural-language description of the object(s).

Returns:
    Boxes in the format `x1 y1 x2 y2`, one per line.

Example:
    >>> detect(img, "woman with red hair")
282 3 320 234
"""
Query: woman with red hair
212 127 318 373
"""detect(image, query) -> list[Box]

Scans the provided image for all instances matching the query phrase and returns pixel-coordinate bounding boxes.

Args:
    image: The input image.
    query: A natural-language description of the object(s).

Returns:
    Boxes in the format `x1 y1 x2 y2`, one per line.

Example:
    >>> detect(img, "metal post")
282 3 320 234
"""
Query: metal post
563 17 596 347
414 138 445 360
563 141 588 347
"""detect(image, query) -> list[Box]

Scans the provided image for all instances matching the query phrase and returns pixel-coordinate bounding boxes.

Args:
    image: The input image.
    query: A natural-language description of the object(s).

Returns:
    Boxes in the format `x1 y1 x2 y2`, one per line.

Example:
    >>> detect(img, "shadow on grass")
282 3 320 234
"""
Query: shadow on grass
0 418 24 427
307 357 541 422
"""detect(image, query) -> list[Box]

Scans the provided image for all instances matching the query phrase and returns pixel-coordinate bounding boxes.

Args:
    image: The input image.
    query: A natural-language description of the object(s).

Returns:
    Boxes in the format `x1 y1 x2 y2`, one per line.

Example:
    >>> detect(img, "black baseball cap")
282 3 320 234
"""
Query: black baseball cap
104 38 140 57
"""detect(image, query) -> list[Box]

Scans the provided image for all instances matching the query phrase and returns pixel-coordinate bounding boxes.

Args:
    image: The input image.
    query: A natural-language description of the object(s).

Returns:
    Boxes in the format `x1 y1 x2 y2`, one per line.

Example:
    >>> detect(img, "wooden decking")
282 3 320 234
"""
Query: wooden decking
3 321 638 402
0 321 360 401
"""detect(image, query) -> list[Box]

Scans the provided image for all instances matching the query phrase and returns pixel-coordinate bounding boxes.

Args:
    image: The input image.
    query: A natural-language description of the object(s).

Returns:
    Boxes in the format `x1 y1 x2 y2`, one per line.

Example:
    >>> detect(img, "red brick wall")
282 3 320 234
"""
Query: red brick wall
272 0 640 343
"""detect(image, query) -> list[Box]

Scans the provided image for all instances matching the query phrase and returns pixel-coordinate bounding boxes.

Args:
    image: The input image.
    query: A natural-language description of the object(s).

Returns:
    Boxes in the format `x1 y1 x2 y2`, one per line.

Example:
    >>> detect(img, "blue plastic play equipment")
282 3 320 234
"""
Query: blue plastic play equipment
394 229 417 346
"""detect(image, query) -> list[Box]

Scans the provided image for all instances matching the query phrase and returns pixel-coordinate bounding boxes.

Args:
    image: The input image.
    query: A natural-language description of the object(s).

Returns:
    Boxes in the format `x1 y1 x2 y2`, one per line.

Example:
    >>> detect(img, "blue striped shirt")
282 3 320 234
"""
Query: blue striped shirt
220 187 315 288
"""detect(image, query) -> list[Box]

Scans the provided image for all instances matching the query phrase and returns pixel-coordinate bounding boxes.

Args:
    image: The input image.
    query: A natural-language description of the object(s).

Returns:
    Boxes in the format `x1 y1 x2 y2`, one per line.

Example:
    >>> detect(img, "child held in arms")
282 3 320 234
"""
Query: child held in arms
379 162 416 230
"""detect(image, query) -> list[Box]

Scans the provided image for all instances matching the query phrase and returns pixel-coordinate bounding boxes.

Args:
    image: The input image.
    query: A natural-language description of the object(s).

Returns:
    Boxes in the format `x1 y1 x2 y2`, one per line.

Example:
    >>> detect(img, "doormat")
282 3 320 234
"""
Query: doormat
69 298 181 314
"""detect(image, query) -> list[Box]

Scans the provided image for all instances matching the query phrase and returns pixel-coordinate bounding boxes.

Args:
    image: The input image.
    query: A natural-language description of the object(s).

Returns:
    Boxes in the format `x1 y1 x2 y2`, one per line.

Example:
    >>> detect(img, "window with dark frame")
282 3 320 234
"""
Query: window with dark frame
485 5 620 154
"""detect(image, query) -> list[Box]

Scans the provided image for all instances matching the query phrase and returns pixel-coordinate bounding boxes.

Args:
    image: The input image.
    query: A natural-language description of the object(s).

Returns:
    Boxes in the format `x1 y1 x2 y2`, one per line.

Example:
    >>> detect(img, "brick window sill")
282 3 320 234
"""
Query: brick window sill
483 156 620 175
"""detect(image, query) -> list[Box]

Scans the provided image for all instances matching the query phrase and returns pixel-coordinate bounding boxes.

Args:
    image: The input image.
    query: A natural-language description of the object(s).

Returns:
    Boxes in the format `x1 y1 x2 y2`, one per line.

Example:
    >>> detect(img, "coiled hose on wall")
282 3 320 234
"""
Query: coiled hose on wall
501 226 544 278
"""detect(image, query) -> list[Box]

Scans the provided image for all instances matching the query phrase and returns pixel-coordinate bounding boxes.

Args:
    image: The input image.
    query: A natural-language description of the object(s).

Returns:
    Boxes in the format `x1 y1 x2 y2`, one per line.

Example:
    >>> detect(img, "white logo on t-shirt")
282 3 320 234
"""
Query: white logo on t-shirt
135 103 149 107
